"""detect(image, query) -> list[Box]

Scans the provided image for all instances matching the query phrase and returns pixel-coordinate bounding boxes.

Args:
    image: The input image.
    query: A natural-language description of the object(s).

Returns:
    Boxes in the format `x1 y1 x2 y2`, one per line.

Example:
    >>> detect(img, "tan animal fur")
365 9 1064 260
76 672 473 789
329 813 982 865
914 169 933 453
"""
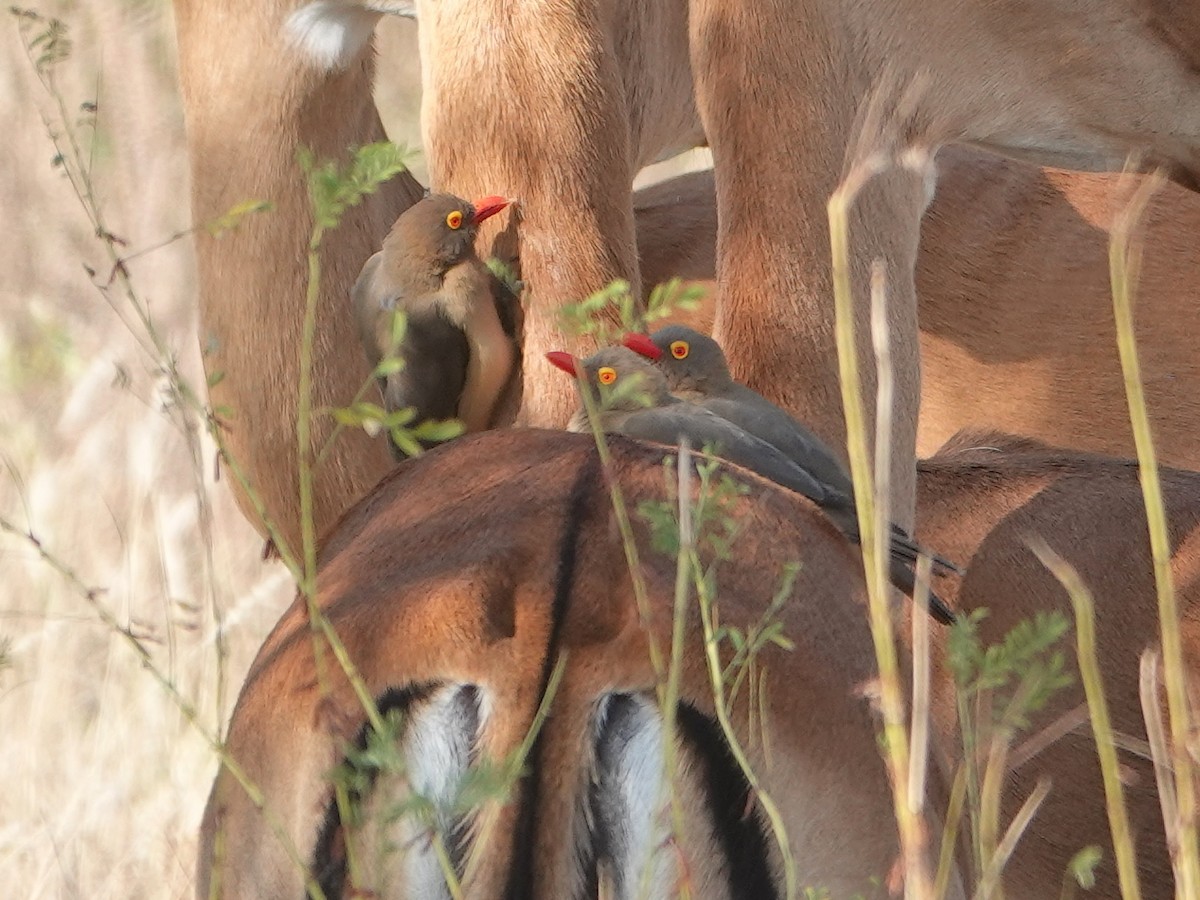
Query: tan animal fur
382 0 1200 529
414 1 702 428
197 430 932 899
197 427 1200 898
172 0 426 556
689 0 1200 529
631 151 1200 472
915 429 1200 898
177 1 1200 548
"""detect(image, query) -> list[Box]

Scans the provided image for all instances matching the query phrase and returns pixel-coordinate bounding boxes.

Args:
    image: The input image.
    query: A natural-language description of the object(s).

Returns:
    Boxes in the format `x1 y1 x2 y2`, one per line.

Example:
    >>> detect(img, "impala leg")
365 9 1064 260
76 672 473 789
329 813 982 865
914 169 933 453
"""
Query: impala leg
174 0 424 553
688 0 926 528
416 0 705 429
416 0 643 429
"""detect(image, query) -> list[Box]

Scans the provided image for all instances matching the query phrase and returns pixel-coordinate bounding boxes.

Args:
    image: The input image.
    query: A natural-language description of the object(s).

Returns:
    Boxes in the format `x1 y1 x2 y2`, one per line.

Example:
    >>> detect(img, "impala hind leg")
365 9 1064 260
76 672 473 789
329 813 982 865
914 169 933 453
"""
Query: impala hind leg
688 0 927 529
174 0 426 551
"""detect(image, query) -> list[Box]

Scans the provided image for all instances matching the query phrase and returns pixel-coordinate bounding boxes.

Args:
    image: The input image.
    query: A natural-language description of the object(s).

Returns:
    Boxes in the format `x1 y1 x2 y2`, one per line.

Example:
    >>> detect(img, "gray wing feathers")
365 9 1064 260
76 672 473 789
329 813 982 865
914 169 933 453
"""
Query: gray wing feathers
704 387 854 494
701 386 962 580
619 406 834 505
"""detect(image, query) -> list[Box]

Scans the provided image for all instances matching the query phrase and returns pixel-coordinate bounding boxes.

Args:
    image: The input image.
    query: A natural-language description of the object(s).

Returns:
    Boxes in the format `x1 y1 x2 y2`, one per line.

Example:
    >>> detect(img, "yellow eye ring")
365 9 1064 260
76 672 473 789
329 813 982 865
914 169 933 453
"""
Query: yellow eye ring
597 366 618 385
670 340 689 360
446 210 464 229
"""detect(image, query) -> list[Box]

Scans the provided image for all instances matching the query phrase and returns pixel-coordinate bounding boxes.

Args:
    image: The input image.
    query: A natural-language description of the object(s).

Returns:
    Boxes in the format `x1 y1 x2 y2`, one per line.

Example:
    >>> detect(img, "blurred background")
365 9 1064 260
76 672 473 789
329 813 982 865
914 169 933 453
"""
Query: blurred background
0 2 710 896
0 5 419 897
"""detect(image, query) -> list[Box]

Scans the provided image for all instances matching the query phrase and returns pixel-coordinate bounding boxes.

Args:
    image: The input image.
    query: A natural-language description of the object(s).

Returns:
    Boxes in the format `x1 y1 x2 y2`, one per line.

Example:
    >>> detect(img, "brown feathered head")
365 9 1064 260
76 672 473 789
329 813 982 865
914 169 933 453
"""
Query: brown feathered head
380 193 513 278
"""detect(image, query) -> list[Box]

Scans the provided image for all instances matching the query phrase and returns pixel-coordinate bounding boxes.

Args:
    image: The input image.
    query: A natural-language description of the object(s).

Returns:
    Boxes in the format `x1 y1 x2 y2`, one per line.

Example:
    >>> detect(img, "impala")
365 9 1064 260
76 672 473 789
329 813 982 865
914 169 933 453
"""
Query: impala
197 427 1199 898
173 0 425 556
287 0 1200 530
173 1 1200 552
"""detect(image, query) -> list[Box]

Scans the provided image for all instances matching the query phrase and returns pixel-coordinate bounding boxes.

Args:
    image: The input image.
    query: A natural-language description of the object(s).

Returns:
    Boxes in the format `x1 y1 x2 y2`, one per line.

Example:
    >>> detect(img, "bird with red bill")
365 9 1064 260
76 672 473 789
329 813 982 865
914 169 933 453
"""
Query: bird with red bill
352 193 520 455
621 324 851 493
548 343 960 623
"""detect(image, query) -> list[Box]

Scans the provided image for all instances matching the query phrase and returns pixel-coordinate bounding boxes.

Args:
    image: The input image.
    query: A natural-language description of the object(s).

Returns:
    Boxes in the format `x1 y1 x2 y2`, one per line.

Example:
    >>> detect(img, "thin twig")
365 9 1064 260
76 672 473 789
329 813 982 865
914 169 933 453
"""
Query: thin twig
1140 650 1180 866
1109 169 1199 894
830 156 931 898
1031 539 1143 900
909 554 933 813
970 778 1051 900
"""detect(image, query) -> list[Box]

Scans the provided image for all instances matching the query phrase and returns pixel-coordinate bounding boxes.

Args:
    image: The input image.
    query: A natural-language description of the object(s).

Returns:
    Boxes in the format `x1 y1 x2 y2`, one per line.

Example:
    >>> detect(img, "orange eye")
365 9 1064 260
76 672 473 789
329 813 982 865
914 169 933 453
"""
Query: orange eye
670 340 689 359
597 366 618 385
446 210 464 229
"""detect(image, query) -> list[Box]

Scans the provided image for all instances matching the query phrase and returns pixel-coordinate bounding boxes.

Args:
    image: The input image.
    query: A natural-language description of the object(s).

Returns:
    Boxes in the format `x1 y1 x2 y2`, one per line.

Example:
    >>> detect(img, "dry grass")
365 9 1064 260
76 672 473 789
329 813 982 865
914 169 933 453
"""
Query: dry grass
0 3 706 895
0 3 405 897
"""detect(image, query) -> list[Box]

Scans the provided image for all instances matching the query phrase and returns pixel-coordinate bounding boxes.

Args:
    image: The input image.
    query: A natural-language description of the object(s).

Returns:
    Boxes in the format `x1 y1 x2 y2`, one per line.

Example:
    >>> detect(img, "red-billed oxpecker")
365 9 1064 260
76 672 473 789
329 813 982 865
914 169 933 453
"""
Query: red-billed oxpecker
352 193 517 452
547 345 959 623
624 325 854 492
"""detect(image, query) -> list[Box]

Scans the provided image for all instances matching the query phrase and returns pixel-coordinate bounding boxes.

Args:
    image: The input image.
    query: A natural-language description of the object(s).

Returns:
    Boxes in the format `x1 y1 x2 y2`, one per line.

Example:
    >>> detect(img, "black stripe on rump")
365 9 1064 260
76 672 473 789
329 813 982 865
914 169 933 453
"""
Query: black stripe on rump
676 702 778 900
504 446 603 900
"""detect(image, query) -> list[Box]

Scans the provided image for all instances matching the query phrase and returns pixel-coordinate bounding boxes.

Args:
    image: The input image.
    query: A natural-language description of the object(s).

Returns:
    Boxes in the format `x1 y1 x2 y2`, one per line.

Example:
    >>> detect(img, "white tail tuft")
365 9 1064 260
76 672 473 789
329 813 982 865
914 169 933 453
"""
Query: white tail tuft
284 1 416 71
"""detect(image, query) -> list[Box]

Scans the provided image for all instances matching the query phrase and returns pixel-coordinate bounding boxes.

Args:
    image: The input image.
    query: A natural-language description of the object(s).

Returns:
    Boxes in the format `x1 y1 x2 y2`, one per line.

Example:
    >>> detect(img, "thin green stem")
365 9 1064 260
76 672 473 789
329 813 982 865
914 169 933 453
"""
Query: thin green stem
978 734 1009 897
829 158 930 897
933 767 968 900
575 378 690 888
432 831 466 900
970 778 1050 900
1109 171 1199 896
659 441 696 892
462 654 568 889
1031 540 1142 900
577 380 666 679
691 539 796 898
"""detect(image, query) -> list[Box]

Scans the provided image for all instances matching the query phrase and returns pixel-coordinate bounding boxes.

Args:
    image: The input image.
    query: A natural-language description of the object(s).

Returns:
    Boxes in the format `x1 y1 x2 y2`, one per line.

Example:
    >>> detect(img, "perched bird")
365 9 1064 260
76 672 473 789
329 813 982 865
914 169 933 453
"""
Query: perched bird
622 325 852 492
547 346 959 623
352 193 518 450
623 324 964 569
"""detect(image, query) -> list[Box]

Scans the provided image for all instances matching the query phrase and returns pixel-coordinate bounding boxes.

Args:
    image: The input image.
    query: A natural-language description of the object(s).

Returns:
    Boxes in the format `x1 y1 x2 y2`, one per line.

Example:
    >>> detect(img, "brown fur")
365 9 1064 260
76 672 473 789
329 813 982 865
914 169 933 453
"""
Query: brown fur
172 0 425 555
630 152 1200 472
412 0 1200 530
916 431 1200 897
197 429 944 899
199 427 1199 898
176 0 1200 551
173 0 703 550
416 0 701 431
917 147 1200 463
689 0 1200 527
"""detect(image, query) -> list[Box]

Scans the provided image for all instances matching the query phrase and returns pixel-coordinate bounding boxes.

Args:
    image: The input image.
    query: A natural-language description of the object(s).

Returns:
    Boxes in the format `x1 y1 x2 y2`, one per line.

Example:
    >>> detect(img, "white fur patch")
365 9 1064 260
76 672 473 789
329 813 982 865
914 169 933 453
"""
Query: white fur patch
284 1 416 71
593 695 674 899
399 685 481 899
899 145 939 214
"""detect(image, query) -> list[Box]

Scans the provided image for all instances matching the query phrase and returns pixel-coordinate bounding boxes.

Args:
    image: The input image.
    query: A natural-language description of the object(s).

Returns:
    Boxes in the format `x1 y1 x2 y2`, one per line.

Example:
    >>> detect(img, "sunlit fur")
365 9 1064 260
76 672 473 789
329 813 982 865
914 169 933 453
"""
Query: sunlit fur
199 430 921 899
172 0 426 554
627 156 1200 473
179 0 1200 553
199 428 1199 898
273 0 1200 538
